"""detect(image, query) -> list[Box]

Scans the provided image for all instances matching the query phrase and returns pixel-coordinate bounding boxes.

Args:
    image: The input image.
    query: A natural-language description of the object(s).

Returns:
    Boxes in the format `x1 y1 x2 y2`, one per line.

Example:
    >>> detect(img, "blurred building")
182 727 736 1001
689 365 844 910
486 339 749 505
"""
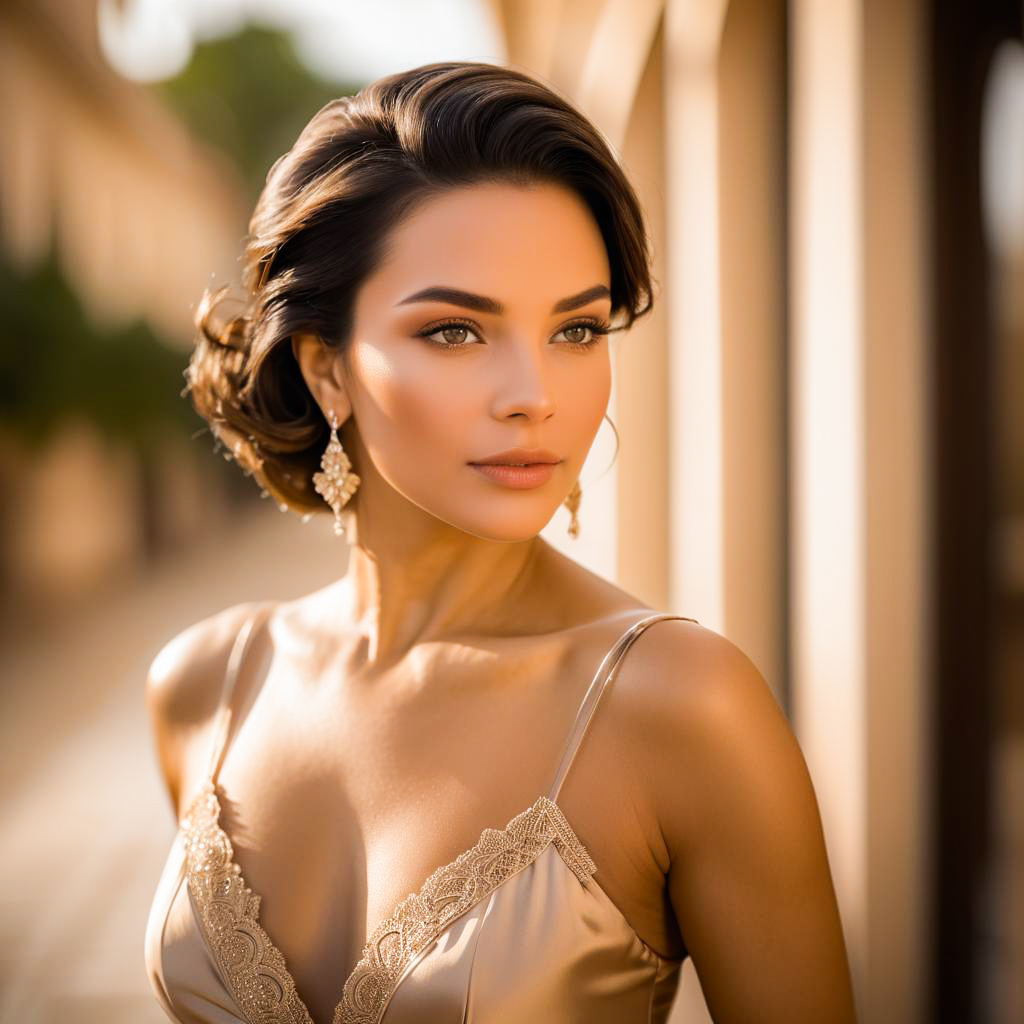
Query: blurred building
0 0 251 629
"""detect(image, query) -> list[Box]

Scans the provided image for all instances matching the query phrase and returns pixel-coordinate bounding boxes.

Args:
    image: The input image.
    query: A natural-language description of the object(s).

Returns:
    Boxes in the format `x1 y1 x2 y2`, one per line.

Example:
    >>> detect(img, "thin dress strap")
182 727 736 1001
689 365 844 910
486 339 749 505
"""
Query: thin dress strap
546 611 698 803
205 602 272 786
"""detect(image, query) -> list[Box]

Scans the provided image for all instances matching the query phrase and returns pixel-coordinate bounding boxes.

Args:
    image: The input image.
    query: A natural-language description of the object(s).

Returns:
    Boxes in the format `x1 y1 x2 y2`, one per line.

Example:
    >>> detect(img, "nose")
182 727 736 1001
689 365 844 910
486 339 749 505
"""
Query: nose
490 340 557 422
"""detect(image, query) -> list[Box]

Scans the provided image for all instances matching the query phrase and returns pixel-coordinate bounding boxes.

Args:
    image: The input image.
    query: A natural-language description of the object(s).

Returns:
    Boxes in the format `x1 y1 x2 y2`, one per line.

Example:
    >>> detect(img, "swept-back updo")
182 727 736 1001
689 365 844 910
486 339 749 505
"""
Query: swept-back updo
185 60 654 517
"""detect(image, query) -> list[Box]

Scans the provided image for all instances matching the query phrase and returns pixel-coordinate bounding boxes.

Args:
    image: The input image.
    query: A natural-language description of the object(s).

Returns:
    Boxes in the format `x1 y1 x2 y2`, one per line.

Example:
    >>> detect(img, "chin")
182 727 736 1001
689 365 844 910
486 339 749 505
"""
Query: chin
444 509 551 544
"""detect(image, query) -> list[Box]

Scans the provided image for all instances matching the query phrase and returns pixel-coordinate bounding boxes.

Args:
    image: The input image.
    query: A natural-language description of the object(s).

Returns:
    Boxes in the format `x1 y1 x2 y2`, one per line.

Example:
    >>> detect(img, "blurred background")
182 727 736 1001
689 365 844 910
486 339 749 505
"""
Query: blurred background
0 0 1020 1021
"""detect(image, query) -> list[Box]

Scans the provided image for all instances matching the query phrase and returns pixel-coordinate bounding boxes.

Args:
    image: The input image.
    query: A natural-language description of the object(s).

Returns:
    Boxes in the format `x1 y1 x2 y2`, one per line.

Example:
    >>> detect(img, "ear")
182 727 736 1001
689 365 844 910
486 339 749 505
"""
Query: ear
291 331 353 425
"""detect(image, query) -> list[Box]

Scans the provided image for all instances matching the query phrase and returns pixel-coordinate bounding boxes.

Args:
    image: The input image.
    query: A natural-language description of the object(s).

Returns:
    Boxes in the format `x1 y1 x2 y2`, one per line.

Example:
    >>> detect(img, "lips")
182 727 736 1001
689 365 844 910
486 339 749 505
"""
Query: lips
469 447 561 466
469 462 558 489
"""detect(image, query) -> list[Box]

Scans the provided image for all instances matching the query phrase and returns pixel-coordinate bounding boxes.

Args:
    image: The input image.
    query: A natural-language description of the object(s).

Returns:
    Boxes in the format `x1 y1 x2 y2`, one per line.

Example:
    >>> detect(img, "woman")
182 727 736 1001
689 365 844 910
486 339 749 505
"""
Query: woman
144 61 856 1024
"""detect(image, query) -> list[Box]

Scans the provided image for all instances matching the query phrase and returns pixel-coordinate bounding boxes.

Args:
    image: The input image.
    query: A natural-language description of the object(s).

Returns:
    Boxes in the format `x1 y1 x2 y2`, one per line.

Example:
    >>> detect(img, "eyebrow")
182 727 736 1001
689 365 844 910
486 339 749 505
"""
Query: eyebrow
395 283 612 315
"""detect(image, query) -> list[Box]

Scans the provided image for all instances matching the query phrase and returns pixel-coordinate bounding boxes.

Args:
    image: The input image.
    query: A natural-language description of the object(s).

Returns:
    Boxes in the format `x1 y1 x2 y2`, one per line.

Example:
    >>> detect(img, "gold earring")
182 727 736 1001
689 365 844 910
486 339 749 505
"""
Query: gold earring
564 479 581 539
312 409 360 537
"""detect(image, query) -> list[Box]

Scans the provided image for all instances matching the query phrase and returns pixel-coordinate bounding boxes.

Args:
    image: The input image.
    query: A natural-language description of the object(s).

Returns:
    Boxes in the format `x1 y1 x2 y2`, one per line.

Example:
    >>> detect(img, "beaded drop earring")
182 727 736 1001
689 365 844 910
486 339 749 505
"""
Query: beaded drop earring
312 409 361 537
564 479 581 539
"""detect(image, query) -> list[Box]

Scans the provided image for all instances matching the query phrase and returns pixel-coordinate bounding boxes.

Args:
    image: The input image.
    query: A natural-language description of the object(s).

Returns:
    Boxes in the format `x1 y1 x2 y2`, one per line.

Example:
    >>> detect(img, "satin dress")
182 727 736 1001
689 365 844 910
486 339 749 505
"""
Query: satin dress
144 603 697 1023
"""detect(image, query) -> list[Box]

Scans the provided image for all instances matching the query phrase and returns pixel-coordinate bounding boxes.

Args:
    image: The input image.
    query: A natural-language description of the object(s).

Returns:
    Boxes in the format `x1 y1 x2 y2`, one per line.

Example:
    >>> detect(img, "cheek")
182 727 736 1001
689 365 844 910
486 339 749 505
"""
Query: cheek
349 342 477 456
588 360 612 419
566 356 612 444
392 371 475 447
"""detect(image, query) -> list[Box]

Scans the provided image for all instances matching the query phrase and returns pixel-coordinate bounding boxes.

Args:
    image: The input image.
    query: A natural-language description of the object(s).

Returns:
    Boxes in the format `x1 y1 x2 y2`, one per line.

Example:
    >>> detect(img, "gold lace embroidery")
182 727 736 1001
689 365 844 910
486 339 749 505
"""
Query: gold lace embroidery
337 794 596 1024
182 780 311 1023
181 781 597 1024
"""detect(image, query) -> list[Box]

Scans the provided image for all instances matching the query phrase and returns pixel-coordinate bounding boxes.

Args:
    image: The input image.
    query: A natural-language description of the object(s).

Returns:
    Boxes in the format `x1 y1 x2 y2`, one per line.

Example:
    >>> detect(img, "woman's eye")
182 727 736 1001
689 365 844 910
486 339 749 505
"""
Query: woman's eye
555 320 611 347
559 323 596 345
418 321 480 347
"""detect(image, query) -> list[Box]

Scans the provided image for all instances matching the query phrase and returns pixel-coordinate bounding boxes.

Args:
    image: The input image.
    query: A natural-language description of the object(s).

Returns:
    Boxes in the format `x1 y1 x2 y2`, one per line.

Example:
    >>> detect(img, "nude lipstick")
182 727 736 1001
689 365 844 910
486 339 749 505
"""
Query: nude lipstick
468 447 561 489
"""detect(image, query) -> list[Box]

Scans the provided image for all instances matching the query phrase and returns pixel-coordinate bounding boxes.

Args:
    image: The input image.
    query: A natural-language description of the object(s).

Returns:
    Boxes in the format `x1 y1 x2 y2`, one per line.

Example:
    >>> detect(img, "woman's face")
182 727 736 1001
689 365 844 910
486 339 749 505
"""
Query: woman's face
333 181 613 542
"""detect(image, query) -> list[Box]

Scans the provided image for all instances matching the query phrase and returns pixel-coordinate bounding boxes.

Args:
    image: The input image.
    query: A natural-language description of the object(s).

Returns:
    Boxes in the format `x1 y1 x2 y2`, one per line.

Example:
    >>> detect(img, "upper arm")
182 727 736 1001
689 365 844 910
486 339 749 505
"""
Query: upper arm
641 625 857 1024
144 601 262 821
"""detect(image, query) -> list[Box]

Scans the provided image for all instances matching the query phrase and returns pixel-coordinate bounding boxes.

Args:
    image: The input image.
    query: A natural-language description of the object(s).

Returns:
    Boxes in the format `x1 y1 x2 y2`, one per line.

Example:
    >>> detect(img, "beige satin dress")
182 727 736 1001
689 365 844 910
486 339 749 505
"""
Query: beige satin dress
144 604 697 1023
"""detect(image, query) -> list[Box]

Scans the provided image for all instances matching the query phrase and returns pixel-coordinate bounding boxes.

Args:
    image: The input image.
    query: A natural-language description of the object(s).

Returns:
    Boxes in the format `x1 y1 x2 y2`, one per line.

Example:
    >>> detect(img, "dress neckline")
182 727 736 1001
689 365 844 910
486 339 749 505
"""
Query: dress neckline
180 606 695 1023
180 776 677 1024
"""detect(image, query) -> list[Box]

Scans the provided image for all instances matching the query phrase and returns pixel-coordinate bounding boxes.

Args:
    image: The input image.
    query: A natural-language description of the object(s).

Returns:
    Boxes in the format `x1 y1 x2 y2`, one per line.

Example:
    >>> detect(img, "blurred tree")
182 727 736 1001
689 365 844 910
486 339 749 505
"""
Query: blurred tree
0 244 196 455
153 23 363 203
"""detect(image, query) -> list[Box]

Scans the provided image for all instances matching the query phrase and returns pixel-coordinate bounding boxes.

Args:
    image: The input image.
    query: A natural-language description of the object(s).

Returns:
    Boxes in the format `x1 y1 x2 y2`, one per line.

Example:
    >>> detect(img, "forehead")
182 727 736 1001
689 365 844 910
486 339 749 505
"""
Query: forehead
363 181 611 306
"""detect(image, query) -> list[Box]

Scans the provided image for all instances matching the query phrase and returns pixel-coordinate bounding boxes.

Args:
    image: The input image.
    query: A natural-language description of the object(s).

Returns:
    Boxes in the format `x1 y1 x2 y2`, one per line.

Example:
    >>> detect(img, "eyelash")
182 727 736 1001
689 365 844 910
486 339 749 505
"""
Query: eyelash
415 317 612 351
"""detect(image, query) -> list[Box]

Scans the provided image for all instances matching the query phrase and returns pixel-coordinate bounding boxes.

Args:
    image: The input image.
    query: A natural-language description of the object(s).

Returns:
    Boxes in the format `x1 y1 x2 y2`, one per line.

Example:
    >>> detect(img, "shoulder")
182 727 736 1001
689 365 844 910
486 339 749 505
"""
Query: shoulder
145 600 269 728
145 599 272 817
619 618 856 1020
618 616 814 860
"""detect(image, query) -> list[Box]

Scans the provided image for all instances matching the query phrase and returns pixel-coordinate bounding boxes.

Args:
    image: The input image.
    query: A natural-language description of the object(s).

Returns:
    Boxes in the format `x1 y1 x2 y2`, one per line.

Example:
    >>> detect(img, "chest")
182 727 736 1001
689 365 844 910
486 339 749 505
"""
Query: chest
180 639 678 1024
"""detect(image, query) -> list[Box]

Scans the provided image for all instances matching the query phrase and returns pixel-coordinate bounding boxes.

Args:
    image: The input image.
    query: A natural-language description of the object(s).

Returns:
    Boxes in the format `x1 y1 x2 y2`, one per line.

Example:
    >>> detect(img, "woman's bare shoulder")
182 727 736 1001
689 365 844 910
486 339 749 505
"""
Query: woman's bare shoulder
145 600 270 726
615 617 792 839
618 619 856 1021
623 615 765 713
144 599 272 816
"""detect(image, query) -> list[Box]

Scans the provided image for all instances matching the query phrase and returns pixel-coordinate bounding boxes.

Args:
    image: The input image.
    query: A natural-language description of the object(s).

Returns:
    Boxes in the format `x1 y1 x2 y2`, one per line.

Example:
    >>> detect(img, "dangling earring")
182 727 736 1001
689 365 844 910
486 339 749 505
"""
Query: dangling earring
564 479 581 539
312 409 360 537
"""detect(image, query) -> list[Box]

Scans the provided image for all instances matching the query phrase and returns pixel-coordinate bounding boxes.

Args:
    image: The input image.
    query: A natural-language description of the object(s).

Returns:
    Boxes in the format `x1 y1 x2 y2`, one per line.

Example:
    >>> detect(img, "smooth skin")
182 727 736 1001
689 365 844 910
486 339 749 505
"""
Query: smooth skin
147 181 857 1024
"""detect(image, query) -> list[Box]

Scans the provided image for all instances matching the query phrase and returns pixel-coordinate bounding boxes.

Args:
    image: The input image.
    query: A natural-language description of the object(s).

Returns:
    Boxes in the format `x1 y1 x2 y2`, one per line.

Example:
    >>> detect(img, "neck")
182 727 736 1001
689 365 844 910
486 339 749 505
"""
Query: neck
338 505 546 665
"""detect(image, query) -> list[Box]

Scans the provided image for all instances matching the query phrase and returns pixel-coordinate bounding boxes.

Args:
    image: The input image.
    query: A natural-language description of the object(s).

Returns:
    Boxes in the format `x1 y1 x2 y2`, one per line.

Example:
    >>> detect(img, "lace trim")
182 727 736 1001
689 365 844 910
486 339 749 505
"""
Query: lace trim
181 783 597 1024
337 794 596 1024
182 779 313 1023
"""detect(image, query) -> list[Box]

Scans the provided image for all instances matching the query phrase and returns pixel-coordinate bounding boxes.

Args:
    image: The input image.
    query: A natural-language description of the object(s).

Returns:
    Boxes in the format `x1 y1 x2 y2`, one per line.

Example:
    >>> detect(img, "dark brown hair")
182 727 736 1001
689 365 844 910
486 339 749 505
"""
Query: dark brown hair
185 60 655 516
